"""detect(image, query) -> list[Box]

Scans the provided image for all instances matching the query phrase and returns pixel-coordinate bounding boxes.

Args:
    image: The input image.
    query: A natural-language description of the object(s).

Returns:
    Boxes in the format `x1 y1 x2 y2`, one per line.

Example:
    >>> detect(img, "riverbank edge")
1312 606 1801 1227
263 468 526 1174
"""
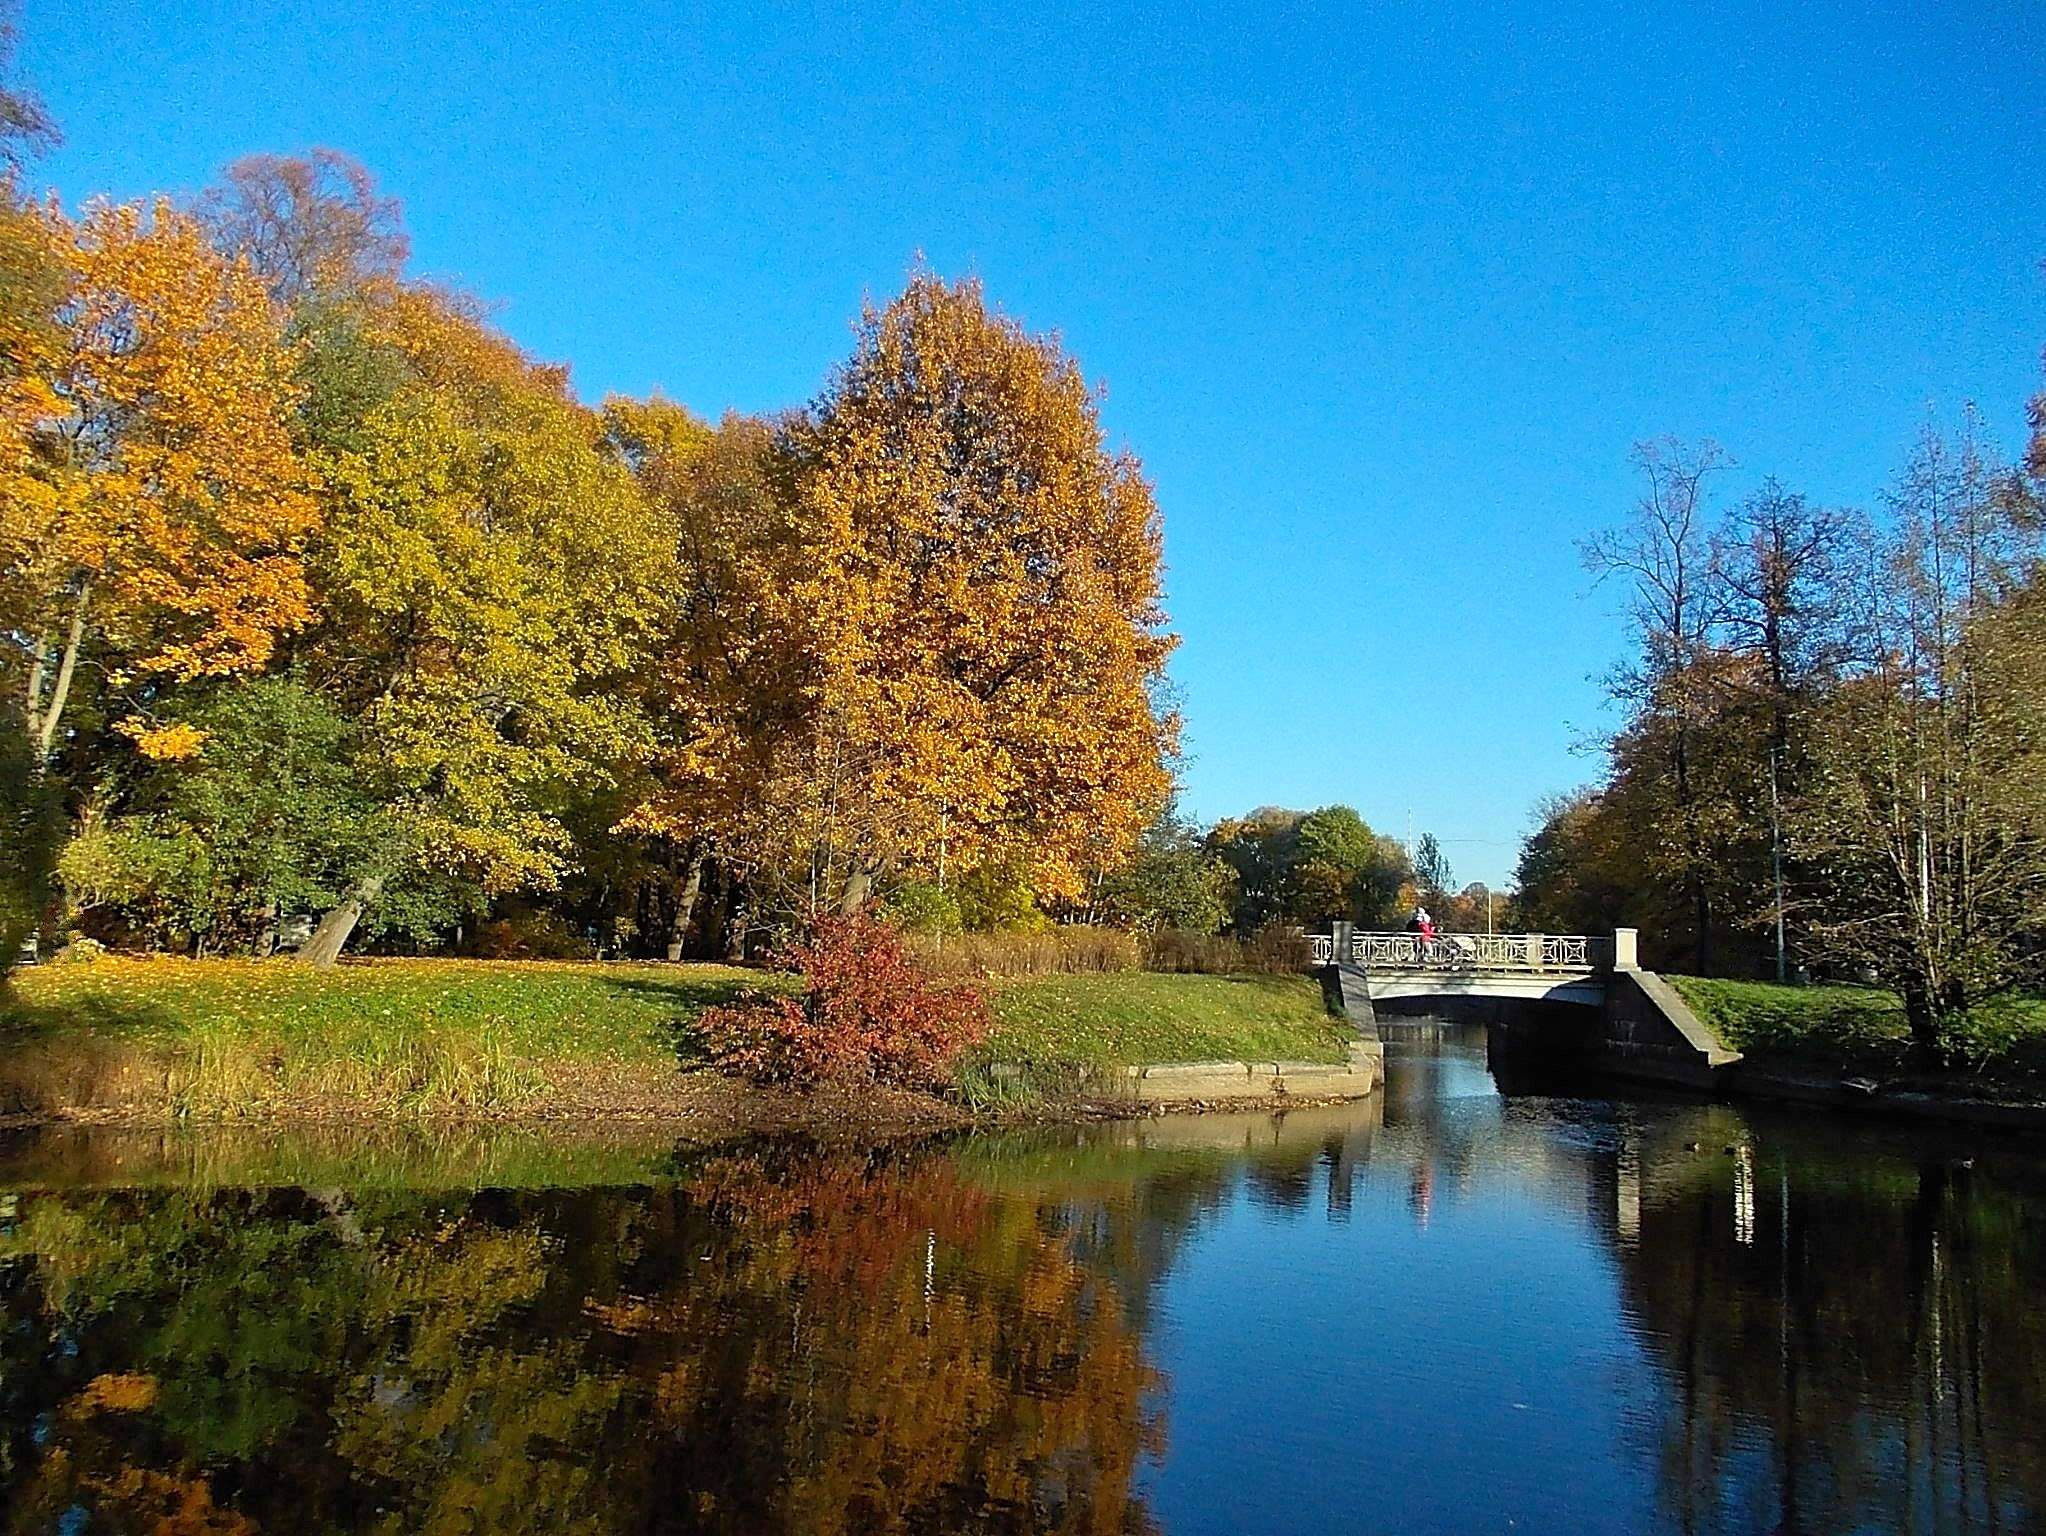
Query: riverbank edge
0 1043 1386 1136
1709 1056 2046 1131
1558 1031 2046 1131
0 958 1361 1131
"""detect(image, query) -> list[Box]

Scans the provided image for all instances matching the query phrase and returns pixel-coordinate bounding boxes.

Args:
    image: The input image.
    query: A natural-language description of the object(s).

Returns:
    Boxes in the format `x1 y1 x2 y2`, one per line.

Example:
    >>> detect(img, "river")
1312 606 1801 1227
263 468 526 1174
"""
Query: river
2 1021 2042 1533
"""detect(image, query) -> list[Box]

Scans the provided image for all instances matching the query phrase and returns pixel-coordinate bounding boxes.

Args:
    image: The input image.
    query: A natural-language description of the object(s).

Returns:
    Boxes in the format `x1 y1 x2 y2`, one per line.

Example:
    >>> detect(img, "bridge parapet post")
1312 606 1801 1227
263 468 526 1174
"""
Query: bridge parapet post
1523 933 1542 969
1613 927 1639 971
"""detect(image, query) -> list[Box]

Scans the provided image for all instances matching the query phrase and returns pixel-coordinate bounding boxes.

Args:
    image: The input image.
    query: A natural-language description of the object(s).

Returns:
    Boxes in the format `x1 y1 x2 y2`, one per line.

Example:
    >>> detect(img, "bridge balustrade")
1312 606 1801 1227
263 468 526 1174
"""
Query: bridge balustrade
1310 930 1616 973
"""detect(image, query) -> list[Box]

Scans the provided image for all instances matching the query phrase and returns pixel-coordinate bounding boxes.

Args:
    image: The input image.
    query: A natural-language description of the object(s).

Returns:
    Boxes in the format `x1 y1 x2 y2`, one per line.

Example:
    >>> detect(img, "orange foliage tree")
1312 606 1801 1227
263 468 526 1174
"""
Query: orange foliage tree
780 274 1177 914
607 400 817 950
2 198 316 765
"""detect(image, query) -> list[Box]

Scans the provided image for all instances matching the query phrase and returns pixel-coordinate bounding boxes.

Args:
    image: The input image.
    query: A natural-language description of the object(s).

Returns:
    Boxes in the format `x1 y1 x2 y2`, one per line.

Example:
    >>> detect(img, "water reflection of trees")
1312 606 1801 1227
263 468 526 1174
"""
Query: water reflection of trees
9 1085 2042 1535
0 1143 1165 1534
1608 1129 2046 1534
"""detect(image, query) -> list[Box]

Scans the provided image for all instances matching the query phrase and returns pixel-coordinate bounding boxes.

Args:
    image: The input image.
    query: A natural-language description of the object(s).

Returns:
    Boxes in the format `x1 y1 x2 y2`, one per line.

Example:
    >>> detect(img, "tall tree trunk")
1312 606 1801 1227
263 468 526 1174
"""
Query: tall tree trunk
28 583 91 767
297 874 385 969
1901 977 1945 1070
666 848 706 961
837 863 873 915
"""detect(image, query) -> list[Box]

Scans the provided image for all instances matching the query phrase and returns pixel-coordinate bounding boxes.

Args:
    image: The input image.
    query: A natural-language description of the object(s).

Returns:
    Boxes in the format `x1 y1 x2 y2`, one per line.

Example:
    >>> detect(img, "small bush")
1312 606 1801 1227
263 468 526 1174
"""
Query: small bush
467 909 594 961
700 912 990 1089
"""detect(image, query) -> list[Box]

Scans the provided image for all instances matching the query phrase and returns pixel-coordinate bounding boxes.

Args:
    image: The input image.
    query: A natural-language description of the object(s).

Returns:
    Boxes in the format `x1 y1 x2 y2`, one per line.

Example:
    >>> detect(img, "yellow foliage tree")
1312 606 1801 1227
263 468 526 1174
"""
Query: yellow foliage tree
786 274 1176 911
610 401 823 943
292 284 672 963
1 198 316 764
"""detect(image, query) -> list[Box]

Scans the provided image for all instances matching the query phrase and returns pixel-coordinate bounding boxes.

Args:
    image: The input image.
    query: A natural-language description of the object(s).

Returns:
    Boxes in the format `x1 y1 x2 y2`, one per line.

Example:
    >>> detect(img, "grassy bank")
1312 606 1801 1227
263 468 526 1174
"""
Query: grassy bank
1670 976 2046 1080
0 957 767 1119
0 956 1346 1122
986 972 1347 1069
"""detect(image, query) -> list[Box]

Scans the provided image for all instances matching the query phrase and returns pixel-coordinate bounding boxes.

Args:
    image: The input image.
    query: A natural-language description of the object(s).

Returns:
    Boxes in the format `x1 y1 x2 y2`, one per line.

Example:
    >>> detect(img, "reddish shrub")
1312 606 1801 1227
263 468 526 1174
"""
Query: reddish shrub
698 911 991 1089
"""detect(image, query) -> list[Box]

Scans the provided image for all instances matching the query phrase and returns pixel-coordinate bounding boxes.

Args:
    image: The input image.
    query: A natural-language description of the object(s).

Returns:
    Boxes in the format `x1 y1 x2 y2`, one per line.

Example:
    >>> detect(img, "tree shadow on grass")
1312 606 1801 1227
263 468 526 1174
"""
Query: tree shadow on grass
592 971 796 1066
0 986 180 1043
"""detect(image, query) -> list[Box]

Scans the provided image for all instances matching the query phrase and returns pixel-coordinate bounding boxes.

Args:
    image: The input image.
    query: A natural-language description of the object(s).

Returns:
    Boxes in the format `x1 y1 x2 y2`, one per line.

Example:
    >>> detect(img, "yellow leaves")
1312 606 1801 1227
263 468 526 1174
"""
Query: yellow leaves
785 273 1177 898
2 194 318 680
67 1372 159 1416
114 718 209 760
310 287 672 892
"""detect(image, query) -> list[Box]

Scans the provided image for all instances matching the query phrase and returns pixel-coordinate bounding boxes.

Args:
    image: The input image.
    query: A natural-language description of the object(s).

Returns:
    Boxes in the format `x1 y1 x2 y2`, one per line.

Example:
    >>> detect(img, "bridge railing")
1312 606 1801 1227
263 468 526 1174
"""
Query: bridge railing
1311 931 1616 973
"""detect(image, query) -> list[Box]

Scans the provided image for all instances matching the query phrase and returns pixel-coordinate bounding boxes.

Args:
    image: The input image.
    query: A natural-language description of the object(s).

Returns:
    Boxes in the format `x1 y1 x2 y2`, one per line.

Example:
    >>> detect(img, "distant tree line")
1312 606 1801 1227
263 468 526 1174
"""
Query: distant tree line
1034 801 1501 940
1518 387 2046 1059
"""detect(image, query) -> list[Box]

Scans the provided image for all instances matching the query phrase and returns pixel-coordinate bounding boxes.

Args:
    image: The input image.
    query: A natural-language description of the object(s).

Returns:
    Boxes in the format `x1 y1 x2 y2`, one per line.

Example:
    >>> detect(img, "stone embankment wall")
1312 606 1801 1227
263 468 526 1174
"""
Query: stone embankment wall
1116 1039 1383 1104
1595 969 1743 1087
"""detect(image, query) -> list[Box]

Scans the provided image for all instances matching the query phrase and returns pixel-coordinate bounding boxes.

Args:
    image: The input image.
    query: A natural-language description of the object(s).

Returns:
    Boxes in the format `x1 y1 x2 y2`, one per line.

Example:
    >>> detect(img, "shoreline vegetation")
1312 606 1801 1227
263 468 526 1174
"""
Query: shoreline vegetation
0 954 1351 1128
8 954 2046 1134
1669 977 2046 1088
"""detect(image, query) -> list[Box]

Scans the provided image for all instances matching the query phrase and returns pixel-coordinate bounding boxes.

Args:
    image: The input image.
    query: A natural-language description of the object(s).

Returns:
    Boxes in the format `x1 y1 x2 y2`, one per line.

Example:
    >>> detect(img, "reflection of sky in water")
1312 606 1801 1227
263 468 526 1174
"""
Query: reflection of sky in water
1130 1023 2046 1535
1143 1026 1664 1535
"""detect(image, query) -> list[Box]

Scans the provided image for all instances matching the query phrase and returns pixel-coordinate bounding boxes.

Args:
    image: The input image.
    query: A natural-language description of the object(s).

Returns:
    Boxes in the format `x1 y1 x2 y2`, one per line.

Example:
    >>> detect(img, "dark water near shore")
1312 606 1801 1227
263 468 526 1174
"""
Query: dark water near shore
3 1024 2045 1534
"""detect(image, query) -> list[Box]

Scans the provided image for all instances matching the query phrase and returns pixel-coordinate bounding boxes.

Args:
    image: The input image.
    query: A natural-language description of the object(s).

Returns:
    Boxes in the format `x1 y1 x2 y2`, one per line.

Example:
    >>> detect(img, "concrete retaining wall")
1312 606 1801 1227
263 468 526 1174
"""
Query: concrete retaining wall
1117 1039 1383 1104
1595 969 1741 1087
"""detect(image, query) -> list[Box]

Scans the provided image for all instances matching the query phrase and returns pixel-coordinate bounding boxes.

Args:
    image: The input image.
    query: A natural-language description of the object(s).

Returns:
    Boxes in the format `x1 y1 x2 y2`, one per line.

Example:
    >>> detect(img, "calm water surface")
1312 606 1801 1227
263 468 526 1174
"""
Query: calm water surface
3 1022 2044 1533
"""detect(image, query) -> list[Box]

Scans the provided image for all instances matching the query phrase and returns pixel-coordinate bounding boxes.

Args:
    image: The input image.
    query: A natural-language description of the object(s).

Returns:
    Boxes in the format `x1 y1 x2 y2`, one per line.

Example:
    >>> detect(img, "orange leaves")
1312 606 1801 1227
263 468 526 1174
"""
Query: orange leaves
113 717 208 760
789 274 1178 900
67 1372 160 1416
2 196 318 697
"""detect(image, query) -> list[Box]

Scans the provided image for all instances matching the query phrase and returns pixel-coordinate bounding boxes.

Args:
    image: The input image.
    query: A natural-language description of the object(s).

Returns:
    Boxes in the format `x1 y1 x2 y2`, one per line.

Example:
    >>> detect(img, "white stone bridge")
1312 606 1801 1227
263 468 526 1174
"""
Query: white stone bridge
1312 923 1740 1086
1311 926 1636 1009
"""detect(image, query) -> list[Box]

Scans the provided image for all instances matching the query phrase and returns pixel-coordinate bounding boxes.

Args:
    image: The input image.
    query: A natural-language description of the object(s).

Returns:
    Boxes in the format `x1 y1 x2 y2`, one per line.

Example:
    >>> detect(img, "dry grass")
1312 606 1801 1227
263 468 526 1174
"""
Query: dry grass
910 927 1143 977
1142 927 1312 975
909 925 1313 978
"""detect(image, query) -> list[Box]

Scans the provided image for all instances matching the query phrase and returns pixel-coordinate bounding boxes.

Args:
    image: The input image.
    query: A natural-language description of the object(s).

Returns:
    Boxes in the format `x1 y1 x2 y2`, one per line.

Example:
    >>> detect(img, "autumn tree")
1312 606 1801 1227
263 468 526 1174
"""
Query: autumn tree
286 284 672 963
1515 790 1641 942
783 274 1175 914
1582 438 1731 972
2 199 317 771
609 400 815 954
1793 417 2046 1059
1710 479 1858 977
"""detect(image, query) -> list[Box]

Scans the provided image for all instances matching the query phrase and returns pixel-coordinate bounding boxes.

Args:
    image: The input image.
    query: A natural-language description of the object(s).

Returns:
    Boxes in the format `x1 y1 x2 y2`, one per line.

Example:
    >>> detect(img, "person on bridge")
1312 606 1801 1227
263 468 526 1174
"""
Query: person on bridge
1414 906 1436 953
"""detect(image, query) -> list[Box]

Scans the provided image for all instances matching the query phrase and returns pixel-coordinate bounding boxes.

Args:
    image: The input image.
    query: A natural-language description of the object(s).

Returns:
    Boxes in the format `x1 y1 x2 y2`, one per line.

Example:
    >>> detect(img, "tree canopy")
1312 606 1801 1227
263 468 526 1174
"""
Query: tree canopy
1 137 1181 966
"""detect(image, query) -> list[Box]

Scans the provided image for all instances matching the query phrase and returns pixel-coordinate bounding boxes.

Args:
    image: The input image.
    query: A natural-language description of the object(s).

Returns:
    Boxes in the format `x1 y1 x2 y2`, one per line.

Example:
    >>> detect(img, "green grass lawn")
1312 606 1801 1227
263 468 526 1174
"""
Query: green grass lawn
2 956 1346 1117
987 972 1349 1069
1670 975 2046 1078
0 955 769 1115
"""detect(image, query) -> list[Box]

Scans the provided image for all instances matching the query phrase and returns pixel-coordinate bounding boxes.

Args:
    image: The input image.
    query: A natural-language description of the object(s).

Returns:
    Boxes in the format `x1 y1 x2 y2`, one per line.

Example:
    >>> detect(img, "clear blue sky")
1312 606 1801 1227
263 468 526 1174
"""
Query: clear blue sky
28 1 2043 885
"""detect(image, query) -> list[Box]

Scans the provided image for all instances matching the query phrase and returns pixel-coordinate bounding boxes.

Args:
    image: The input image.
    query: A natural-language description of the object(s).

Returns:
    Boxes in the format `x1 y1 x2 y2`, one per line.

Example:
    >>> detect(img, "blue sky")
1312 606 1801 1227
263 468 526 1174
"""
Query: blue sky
29 1 2043 885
